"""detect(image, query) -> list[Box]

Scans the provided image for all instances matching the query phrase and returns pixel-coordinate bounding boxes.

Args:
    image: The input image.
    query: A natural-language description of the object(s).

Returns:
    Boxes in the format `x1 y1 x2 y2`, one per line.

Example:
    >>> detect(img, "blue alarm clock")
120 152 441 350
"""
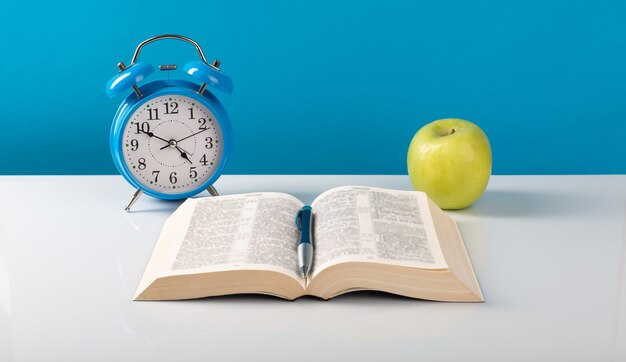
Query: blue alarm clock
105 34 233 211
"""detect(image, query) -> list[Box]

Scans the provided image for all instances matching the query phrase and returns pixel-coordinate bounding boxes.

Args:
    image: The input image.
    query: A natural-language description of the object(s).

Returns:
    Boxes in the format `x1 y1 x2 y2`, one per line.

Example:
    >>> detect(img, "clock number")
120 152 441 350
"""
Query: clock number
138 158 147 170
130 139 139 151
200 154 209 166
189 166 197 179
198 118 207 130
205 136 213 149
169 172 178 184
135 122 150 134
188 107 195 119
164 102 179 114
152 170 160 182
148 108 159 120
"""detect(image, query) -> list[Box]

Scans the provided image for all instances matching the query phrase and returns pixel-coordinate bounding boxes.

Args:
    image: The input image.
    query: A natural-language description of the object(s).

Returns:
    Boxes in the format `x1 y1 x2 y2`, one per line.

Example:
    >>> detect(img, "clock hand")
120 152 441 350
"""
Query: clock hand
153 135 193 163
143 131 171 145
142 131 193 161
175 145 193 164
177 128 210 144
160 128 211 150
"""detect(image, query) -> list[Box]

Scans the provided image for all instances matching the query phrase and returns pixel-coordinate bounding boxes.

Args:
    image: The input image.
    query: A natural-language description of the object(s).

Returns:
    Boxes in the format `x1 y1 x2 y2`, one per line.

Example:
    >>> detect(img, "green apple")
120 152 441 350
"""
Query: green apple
407 118 492 210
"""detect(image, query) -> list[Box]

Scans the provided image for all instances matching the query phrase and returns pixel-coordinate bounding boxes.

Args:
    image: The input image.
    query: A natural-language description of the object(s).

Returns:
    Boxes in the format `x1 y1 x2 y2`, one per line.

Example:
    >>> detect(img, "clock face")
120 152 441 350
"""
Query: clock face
121 95 223 194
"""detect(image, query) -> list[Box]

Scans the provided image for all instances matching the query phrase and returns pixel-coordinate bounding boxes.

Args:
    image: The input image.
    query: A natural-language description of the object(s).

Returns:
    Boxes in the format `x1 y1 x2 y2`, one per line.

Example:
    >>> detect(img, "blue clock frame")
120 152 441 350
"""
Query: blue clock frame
106 35 234 210
110 79 233 200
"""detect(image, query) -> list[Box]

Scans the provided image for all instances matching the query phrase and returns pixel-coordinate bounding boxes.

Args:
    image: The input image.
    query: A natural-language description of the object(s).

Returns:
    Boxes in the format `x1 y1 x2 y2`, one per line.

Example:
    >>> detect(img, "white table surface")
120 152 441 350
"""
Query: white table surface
0 175 625 361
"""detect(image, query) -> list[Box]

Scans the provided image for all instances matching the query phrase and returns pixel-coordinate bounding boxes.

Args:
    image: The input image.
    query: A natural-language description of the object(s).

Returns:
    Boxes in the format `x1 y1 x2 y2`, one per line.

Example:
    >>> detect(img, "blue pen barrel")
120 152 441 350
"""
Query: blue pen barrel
297 206 313 244
296 205 314 277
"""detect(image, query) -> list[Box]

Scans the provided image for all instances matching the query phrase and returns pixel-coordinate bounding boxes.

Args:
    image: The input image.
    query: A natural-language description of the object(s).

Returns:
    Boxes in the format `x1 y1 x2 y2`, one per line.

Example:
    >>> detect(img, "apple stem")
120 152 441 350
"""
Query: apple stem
450 128 456 135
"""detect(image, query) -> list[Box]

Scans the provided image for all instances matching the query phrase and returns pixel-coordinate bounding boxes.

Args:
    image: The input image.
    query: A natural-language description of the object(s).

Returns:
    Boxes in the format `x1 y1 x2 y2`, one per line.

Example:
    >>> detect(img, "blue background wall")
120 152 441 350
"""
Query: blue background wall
0 0 625 175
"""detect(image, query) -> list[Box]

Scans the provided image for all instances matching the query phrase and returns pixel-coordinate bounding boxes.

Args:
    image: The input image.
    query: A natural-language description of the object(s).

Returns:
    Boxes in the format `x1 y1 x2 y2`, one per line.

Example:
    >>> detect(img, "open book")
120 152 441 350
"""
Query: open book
135 186 484 302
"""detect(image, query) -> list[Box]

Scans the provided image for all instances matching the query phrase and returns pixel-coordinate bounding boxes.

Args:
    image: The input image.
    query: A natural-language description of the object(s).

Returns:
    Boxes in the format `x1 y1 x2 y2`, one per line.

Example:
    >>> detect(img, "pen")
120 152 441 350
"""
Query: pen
295 205 314 278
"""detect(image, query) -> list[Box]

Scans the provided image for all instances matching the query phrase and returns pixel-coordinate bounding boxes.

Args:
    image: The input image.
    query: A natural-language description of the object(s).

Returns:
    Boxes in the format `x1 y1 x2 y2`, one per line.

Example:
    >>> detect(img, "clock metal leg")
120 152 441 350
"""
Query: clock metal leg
207 185 219 197
124 189 143 212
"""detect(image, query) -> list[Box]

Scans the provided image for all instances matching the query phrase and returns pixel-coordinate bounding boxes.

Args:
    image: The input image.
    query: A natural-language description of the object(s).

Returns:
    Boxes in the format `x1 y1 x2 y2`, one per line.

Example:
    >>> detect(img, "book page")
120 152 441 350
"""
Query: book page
310 186 447 277
163 193 304 284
